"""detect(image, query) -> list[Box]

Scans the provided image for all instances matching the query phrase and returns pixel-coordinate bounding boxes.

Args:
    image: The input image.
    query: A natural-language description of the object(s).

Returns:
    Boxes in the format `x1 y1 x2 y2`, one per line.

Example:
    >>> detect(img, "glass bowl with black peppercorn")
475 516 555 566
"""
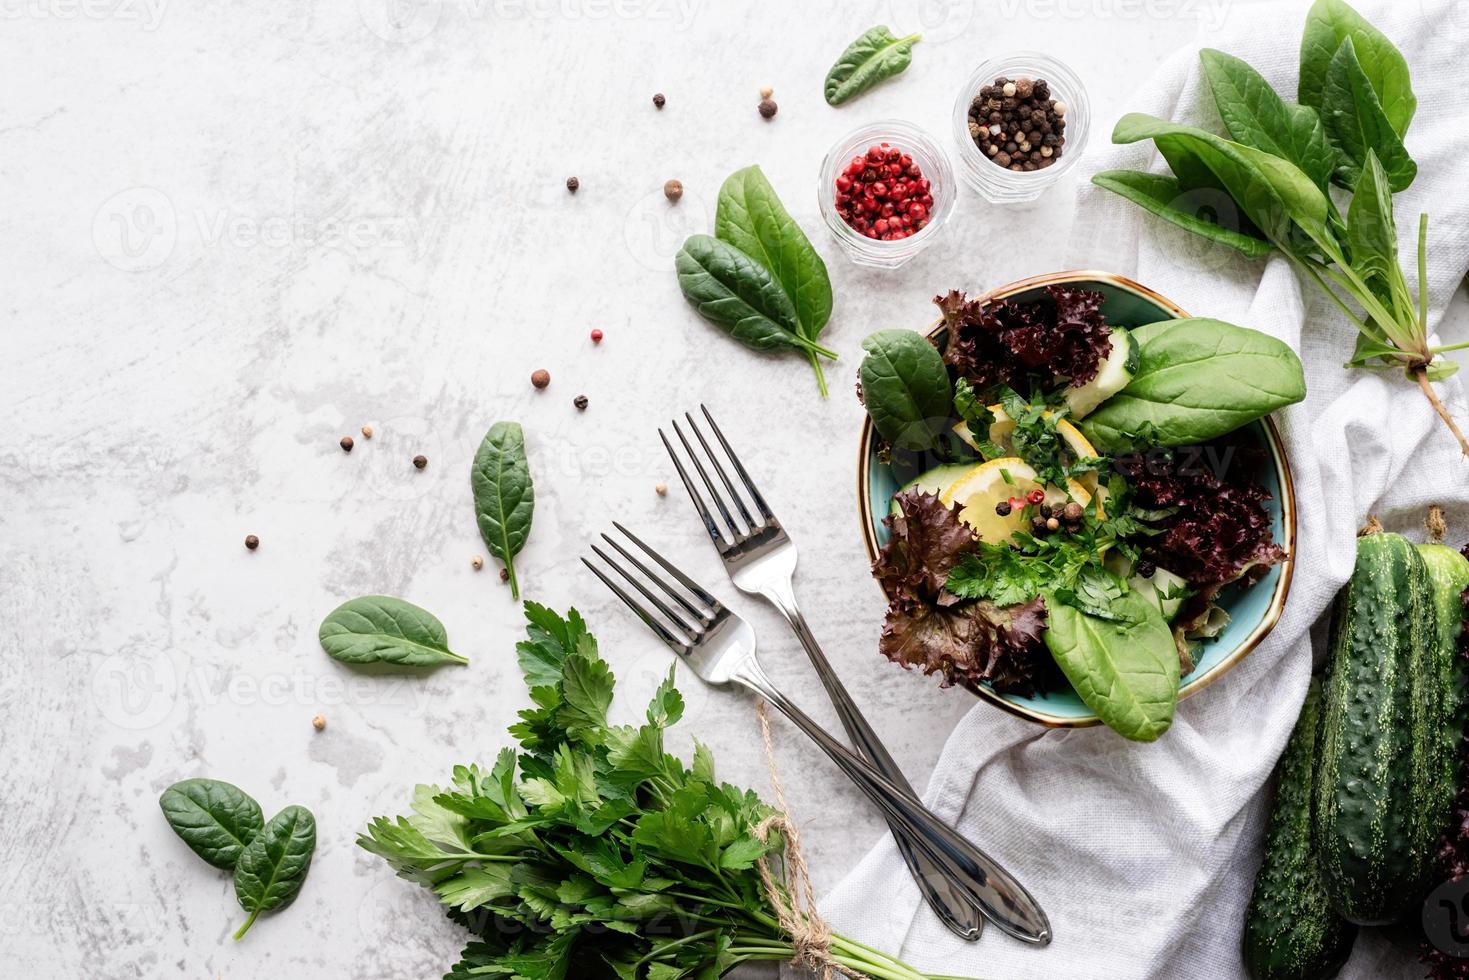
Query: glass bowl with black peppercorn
952 52 1090 204
818 120 956 270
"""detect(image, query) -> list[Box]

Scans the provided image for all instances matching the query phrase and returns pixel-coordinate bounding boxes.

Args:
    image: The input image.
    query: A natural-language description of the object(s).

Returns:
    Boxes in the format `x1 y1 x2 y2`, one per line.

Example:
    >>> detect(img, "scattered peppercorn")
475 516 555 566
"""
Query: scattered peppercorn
566 176 579 193
590 328 604 343
573 394 589 411
312 714 326 731
664 179 683 202
1046 516 1061 532
655 482 668 496
1038 503 1052 519
759 86 773 99
1136 560 1157 579
995 500 1012 516
1031 515 1048 533
361 424 373 439
413 454 428 470
471 555 484 571
967 76 1066 172
340 435 354 453
1062 501 1083 522
531 368 550 389
499 567 510 583
1026 488 1046 505
652 92 666 108
758 98 778 119
244 534 260 551
834 143 935 241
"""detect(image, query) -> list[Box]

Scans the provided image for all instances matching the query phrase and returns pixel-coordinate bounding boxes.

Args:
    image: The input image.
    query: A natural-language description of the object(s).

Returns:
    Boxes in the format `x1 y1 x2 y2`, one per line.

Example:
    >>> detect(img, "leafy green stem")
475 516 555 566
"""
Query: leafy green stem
231 909 259 941
806 348 831 398
1417 211 1429 332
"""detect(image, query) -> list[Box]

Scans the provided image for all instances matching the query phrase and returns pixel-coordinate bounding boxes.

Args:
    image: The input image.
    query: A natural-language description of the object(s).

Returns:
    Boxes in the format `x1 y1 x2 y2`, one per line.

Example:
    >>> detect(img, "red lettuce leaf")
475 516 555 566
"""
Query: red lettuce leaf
936 285 1112 394
873 491 1053 695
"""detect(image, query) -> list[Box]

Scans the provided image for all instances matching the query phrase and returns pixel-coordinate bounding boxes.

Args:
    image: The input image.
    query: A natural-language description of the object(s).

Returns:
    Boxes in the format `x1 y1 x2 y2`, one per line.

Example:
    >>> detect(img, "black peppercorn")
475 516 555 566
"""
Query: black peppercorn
340 435 354 453
413 454 428 469
574 394 589 410
652 92 665 108
1062 502 1084 522
566 176 579 193
1136 560 1157 579
995 500 1013 517
244 534 259 551
758 98 778 119
1031 515 1048 533
1039 503 1052 519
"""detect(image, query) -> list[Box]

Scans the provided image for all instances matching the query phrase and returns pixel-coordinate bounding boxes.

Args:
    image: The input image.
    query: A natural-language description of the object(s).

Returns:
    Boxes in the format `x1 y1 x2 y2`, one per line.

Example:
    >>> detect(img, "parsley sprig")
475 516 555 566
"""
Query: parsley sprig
361 603 972 980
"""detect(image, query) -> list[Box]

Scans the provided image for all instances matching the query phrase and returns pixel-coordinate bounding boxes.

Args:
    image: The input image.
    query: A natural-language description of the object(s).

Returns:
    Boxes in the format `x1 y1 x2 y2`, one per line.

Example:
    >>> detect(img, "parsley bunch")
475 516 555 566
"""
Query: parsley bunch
361 603 969 980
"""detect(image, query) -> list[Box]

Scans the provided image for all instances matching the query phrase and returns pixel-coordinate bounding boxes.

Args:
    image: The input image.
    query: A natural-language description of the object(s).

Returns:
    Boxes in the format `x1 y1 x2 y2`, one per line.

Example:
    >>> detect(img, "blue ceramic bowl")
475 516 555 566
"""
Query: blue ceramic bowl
857 270 1296 728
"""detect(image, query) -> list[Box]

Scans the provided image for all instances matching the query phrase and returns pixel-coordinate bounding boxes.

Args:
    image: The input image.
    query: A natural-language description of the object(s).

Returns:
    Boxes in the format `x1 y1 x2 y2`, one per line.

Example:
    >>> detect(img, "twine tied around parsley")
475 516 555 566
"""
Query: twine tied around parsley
752 700 869 980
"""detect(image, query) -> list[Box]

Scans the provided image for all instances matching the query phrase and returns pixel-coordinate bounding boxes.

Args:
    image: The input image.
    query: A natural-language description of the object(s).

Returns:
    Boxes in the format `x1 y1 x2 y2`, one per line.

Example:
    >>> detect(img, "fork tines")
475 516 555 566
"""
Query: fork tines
581 522 726 655
659 405 776 551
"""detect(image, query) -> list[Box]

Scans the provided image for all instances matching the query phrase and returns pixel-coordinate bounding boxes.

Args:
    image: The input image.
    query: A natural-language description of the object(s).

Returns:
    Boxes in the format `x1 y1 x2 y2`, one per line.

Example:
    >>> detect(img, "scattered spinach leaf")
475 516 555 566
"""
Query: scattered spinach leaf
1299 0 1414 137
1319 36 1416 191
232 805 316 940
823 26 922 106
159 778 264 870
1043 589 1180 742
1079 317 1306 452
858 329 952 452
472 421 535 599
319 595 468 667
712 166 837 395
1346 149 1398 284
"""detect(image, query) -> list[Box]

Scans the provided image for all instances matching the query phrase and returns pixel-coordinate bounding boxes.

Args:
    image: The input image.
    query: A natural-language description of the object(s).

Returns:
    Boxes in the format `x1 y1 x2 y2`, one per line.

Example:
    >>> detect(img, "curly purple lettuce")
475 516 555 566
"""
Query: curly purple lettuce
937 285 1112 394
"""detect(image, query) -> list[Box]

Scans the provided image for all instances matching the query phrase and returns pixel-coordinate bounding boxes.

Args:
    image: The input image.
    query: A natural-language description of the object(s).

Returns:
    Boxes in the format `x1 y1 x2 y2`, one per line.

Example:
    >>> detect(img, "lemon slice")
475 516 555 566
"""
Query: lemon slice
953 405 1103 497
938 458 1093 544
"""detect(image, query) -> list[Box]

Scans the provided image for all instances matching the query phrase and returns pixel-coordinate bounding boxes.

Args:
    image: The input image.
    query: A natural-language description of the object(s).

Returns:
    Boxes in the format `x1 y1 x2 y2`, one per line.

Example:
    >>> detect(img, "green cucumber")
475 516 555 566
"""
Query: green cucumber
1314 532 1444 924
1417 542 1469 827
1064 327 1138 419
1243 678 1357 980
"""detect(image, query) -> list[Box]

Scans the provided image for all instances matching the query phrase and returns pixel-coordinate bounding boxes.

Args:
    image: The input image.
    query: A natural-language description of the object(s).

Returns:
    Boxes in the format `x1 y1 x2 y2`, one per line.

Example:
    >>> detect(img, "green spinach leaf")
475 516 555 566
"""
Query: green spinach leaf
1090 171 1272 258
858 329 952 452
232 805 316 940
1319 36 1416 191
472 421 535 599
1346 150 1398 283
712 167 836 394
1079 317 1306 452
159 778 264 870
1110 114 1333 248
1043 589 1180 741
319 595 468 667
1199 48 1337 192
1299 0 1414 137
823 26 921 106
675 234 830 356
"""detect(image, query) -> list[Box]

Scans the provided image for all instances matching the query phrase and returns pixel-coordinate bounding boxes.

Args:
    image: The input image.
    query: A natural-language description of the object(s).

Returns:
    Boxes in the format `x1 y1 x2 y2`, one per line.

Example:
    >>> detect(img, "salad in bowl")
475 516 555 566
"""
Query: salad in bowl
856 272 1303 741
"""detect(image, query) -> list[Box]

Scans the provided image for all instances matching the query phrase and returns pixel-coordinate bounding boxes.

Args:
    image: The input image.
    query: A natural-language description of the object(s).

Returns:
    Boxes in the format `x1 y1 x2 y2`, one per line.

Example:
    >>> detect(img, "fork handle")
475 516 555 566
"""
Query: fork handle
758 584 985 942
733 659 1052 946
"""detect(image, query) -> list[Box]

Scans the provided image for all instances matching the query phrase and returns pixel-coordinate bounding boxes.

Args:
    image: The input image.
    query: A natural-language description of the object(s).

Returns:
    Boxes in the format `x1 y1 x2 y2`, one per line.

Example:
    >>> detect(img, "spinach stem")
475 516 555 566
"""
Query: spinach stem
806 348 830 398
502 557 519 601
231 909 259 941
1417 212 1429 333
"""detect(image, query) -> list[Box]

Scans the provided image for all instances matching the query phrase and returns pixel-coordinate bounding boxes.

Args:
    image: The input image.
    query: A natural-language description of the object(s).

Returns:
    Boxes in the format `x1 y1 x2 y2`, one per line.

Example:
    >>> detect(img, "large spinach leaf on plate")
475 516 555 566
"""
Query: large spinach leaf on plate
1319 37 1416 192
1298 0 1414 138
858 329 952 452
823 26 921 106
1043 589 1180 742
232 805 316 940
159 778 264 870
319 595 468 667
472 421 535 599
1079 317 1306 453
1199 48 1337 193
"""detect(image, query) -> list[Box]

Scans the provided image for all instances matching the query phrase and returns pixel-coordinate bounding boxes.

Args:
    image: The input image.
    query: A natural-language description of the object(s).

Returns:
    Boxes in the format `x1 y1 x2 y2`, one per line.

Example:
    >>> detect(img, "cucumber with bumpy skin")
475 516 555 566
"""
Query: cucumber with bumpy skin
1243 678 1357 980
1314 531 1443 925
1417 542 1469 828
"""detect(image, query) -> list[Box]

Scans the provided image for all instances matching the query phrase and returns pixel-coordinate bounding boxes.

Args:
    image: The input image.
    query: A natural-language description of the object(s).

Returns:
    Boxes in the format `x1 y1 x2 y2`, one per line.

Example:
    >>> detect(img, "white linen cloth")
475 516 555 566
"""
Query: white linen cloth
822 2 1469 976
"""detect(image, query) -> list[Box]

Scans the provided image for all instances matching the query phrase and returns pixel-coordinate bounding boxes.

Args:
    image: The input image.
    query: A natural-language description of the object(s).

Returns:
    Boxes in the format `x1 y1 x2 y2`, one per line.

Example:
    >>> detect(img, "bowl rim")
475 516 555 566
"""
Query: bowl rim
854 268 1298 728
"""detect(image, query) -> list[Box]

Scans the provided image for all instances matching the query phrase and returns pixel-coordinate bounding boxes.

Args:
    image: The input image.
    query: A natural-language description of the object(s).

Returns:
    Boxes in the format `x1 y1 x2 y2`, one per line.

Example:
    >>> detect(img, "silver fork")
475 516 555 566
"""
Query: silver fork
583 524 1052 946
661 407 993 941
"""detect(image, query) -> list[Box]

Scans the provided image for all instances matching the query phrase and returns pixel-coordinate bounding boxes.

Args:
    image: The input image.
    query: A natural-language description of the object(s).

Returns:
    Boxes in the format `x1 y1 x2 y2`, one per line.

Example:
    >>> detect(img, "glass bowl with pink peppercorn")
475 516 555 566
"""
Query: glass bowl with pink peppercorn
818 120 956 270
